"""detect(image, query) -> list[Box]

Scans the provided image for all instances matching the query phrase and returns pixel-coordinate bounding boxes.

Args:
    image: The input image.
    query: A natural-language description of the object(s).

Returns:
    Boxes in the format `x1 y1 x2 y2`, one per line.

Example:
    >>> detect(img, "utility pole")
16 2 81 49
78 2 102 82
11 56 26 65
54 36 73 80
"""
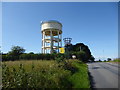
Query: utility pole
103 49 104 60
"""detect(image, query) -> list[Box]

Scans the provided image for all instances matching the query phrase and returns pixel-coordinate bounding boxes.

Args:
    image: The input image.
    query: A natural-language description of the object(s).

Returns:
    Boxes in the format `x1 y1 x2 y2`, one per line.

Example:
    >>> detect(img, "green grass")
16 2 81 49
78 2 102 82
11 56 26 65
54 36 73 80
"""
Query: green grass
107 58 120 62
2 60 90 88
68 60 90 88
112 58 120 62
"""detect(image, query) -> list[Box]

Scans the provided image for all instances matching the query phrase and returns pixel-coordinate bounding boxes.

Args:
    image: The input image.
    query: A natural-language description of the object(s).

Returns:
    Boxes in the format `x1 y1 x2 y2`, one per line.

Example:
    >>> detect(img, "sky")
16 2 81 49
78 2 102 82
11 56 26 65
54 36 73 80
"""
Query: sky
2 2 118 60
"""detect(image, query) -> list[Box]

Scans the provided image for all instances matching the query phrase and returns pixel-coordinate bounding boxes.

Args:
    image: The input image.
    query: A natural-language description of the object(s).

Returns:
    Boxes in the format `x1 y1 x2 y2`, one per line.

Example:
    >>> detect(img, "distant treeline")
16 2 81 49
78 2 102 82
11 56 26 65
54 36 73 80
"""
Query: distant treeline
2 45 95 62
2 52 93 62
2 53 62 61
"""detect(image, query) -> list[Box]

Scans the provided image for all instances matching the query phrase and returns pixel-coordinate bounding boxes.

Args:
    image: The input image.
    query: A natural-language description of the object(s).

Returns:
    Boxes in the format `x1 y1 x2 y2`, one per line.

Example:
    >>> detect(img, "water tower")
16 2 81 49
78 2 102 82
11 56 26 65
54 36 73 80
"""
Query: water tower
63 38 72 46
41 20 62 54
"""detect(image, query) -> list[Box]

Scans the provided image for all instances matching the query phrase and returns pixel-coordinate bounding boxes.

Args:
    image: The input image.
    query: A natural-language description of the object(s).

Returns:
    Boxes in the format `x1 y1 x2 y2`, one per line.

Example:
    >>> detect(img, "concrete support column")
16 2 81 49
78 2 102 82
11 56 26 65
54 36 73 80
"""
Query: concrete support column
58 31 59 53
41 32 43 53
60 34 62 48
50 30 53 54
43 31 45 53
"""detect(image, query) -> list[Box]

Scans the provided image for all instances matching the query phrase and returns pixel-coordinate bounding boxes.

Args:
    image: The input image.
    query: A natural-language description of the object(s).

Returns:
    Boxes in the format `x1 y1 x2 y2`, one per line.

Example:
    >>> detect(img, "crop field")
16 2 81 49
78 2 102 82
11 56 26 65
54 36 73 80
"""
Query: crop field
2 60 90 88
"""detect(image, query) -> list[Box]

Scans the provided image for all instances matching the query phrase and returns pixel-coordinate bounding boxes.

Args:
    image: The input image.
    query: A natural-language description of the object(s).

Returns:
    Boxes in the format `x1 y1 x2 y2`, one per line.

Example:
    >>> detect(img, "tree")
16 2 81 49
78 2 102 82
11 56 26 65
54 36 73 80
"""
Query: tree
29 52 34 54
64 43 92 62
76 51 86 61
104 60 106 62
8 46 25 60
89 55 95 62
107 58 112 61
99 59 101 62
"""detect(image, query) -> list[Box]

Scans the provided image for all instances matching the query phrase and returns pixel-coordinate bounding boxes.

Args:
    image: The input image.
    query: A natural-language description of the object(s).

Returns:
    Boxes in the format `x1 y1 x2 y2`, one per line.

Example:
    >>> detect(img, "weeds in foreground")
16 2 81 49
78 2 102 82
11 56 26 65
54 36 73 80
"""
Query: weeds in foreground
2 60 90 88
2 60 71 88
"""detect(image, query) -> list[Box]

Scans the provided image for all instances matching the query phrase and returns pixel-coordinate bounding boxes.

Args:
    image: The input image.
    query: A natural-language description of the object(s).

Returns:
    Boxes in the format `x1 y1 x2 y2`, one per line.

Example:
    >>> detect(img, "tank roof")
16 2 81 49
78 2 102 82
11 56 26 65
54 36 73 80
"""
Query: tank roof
41 20 62 26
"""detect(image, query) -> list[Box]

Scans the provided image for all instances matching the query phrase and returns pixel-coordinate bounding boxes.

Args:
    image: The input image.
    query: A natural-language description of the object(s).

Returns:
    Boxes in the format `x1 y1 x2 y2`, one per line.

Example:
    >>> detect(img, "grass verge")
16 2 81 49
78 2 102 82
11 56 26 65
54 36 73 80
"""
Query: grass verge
67 60 90 88
111 58 120 62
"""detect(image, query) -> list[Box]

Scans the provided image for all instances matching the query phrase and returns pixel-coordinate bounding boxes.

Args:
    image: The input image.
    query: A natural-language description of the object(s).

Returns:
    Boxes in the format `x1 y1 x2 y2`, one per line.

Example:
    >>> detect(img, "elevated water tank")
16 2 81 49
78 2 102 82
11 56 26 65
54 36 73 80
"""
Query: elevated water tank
41 20 62 54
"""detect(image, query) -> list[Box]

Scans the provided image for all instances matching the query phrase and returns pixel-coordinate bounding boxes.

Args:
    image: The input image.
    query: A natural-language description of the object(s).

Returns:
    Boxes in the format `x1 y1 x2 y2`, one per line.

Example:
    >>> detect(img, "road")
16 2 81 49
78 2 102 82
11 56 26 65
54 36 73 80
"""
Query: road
87 62 119 89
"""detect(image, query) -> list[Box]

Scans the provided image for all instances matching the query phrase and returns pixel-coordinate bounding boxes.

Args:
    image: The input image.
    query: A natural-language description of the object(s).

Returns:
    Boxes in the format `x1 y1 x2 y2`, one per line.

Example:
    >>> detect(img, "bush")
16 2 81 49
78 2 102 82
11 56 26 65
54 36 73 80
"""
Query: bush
55 53 65 63
107 58 112 61
71 51 87 62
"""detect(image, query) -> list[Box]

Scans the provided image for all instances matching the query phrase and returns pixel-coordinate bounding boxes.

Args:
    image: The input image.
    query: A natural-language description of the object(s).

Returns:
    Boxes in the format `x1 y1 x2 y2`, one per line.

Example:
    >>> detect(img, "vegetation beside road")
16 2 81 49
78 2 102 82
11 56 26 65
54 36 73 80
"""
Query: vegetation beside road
2 45 92 88
108 58 120 64
69 60 90 88
2 45 94 63
95 58 120 63
2 60 90 88
111 58 120 62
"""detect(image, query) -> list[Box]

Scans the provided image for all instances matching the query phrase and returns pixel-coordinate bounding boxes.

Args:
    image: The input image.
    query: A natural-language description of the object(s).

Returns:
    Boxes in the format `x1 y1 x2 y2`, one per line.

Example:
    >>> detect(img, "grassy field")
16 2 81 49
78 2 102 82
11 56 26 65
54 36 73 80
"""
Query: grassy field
2 60 90 88
108 58 120 64
112 58 120 62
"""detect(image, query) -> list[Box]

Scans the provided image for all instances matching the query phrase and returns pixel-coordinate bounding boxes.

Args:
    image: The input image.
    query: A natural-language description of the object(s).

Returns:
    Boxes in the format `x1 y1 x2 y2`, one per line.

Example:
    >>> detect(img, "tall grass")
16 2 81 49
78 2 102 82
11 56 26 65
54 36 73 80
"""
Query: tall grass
2 60 71 88
2 60 90 88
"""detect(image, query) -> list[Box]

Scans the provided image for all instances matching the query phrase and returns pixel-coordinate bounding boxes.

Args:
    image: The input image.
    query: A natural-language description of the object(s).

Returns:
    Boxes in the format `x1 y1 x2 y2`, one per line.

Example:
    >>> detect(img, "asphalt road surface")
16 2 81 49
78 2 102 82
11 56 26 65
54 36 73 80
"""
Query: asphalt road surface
87 62 119 89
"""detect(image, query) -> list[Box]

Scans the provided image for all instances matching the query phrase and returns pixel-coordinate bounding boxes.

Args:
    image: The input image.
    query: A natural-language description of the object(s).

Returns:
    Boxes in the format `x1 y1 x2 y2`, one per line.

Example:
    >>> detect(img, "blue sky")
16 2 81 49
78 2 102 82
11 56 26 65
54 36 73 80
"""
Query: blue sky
2 2 118 60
